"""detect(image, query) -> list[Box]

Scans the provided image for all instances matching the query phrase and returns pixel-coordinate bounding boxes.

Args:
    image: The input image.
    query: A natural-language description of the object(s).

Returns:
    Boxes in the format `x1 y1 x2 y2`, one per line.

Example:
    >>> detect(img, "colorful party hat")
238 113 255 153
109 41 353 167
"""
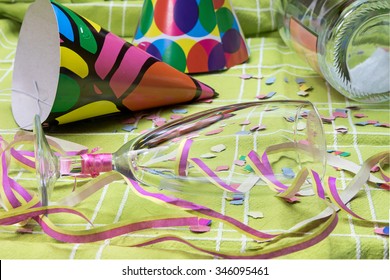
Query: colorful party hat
11 0 218 130
132 0 249 74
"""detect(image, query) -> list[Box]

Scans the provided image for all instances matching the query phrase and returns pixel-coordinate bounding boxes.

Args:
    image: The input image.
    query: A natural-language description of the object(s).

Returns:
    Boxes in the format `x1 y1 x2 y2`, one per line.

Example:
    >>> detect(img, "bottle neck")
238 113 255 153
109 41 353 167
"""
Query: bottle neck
59 153 113 177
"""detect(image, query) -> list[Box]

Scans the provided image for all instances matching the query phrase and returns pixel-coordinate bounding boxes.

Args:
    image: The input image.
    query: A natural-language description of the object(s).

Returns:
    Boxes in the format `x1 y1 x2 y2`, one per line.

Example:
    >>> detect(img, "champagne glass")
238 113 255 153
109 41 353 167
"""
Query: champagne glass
34 100 326 206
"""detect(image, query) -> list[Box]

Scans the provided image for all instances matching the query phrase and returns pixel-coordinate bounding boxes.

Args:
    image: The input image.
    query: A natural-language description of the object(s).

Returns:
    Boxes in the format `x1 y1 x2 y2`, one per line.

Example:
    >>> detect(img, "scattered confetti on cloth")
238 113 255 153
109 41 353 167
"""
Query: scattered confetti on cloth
0 0 389 260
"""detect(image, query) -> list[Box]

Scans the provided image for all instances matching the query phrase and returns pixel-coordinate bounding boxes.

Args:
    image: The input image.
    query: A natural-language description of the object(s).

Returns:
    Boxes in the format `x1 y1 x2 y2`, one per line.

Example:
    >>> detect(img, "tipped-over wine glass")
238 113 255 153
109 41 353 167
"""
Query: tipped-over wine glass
34 100 327 206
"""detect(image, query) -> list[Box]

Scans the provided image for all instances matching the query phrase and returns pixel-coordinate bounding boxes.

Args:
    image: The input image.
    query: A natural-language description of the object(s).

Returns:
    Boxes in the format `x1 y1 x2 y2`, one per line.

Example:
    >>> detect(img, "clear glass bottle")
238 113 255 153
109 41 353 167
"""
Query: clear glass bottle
275 0 390 103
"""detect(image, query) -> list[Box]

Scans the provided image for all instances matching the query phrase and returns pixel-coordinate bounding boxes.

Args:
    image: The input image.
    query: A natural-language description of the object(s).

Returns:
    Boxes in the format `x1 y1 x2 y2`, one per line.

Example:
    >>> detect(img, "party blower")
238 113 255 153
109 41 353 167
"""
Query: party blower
33 100 326 207
11 0 218 130
132 0 249 73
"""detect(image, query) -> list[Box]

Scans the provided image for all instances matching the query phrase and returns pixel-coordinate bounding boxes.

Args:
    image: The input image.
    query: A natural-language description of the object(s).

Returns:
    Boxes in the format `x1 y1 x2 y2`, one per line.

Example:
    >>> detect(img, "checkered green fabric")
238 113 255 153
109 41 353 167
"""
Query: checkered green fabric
0 0 389 259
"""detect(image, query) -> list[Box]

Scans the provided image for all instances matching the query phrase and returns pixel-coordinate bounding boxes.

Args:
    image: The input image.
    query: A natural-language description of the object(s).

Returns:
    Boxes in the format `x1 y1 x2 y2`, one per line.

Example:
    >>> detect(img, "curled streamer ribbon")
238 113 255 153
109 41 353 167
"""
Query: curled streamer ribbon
0 132 388 258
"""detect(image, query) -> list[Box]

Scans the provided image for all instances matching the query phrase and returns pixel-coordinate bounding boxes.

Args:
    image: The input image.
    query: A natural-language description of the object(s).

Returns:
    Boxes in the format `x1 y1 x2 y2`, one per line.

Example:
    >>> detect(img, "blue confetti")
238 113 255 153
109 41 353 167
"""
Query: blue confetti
266 91 277 98
384 226 389 235
355 121 369 126
236 131 251 135
230 199 244 205
295 78 305 84
265 77 276 85
172 108 188 114
282 167 295 179
284 77 289 83
122 125 137 132
335 108 348 114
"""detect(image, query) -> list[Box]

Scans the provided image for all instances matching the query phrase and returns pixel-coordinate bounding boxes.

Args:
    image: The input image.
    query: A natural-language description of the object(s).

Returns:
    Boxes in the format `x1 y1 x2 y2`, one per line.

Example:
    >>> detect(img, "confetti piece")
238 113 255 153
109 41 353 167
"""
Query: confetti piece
240 74 253 80
248 211 264 219
355 121 369 126
295 77 305 84
265 76 276 85
374 123 390 128
284 197 300 203
284 115 295 122
266 91 276 98
200 153 216 159
353 113 367 118
230 199 244 205
296 122 306 131
335 126 348 134
189 225 211 233
328 150 351 157
256 94 267 100
239 120 251 125
370 165 380 172
265 106 279 112
367 120 378 124
332 111 348 118
321 116 335 123
172 108 188 114
297 90 309 97
282 167 295 179
244 164 254 173
284 77 289 83
145 114 160 120
250 124 266 131
374 226 389 236
233 193 245 200
239 155 247 161
236 130 251 135
153 117 166 127
215 165 229 172
345 105 360 110
205 128 224 135
377 183 390 190
335 108 348 114
339 152 351 157
170 114 184 120
199 98 213 103
211 144 226 153
122 125 137 132
234 159 246 166
16 227 34 234
122 117 137 124
299 83 313 92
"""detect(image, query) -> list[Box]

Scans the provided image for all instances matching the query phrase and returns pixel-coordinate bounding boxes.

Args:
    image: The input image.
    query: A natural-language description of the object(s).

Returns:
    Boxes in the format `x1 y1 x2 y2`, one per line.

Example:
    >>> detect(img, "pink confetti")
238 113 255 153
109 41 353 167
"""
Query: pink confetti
189 225 211 233
216 165 230 172
170 114 184 120
153 117 166 127
370 165 380 172
234 159 246 166
354 113 367 118
240 74 253 80
332 111 348 118
145 114 160 120
205 128 223 135
250 124 266 131
367 120 379 124
284 197 300 203
240 120 251 125
198 98 213 103
256 94 267 100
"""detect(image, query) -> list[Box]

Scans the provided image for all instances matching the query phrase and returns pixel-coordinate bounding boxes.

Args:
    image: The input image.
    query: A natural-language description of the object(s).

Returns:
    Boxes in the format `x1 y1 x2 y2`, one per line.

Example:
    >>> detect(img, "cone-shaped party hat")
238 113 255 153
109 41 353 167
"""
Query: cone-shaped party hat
132 0 249 74
11 0 218 130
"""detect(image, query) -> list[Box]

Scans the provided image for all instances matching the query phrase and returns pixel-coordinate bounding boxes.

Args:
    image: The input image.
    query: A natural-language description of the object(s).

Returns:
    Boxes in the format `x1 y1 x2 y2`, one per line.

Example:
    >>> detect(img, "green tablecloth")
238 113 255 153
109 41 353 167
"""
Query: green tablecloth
0 0 389 259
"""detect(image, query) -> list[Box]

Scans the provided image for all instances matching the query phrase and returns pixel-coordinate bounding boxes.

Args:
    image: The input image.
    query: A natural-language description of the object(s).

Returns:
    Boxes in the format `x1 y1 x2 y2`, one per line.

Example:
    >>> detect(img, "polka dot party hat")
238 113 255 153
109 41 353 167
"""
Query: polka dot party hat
133 0 250 74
